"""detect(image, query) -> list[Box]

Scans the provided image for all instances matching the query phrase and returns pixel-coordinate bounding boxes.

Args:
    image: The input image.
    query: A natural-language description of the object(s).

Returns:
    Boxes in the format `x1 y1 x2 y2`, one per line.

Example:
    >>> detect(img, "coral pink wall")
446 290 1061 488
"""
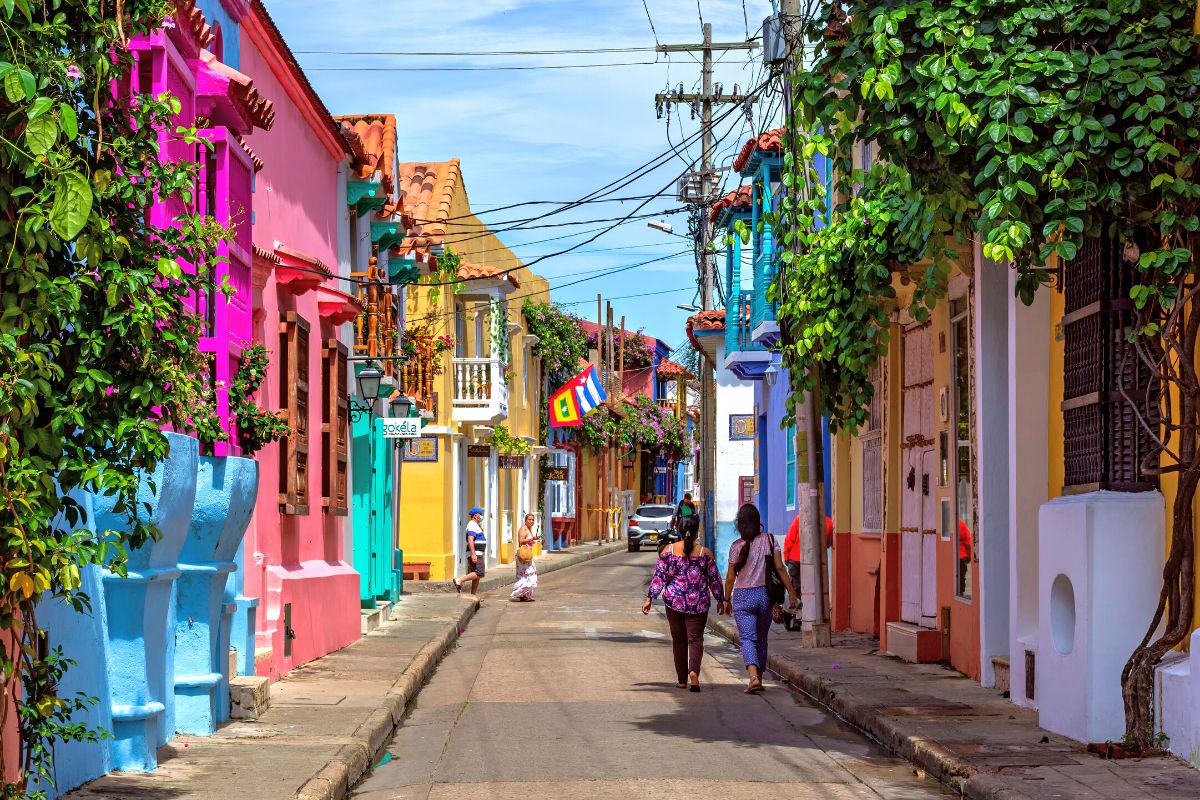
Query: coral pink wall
239 26 358 682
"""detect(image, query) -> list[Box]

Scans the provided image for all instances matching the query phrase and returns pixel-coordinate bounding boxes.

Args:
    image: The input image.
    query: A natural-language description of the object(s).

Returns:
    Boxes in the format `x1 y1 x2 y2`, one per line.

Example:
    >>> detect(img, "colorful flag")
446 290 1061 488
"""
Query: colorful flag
574 365 607 415
549 380 582 427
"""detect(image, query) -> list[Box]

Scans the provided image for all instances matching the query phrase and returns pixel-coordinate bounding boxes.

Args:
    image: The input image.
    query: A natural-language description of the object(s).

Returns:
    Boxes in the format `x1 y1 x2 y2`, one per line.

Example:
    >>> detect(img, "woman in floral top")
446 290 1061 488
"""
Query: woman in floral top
641 516 725 691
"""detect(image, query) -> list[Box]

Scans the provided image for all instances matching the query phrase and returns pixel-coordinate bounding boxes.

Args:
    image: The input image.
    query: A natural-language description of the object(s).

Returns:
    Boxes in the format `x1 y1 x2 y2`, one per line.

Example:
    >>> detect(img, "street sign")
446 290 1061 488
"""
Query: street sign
544 466 569 481
468 444 491 458
498 455 524 469
382 418 421 439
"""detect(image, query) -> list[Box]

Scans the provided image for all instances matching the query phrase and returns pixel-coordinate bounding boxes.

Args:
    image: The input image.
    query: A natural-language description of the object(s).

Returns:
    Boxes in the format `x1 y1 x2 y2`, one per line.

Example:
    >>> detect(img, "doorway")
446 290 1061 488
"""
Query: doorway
900 322 937 629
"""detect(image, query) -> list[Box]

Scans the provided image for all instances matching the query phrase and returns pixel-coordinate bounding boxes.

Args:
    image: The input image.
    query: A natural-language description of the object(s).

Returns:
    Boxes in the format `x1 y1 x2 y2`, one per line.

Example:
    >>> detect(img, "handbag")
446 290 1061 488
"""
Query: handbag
516 544 534 563
764 535 786 606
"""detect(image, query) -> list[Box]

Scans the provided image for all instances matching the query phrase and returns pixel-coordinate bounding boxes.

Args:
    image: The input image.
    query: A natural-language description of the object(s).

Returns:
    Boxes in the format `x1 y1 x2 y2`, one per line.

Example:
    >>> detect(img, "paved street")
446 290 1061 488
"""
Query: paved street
351 551 950 800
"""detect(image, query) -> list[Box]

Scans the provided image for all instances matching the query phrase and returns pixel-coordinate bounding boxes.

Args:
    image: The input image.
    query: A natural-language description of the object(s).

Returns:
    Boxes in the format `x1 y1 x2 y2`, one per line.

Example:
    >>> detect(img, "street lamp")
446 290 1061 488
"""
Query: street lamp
647 220 674 234
350 361 385 421
677 303 701 312
390 394 415 419
764 362 780 387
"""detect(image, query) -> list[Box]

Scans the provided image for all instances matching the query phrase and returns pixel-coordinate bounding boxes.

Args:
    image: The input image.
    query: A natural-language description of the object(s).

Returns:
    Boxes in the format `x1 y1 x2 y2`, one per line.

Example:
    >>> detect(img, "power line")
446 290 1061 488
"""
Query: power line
307 62 709 72
641 0 661 49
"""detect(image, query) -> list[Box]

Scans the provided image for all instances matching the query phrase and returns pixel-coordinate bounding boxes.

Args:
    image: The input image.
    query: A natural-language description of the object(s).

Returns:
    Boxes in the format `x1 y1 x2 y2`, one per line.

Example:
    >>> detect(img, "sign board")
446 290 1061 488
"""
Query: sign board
467 444 491 458
402 436 439 462
544 466 569 481
382 417 422 439
498 455 525 469
655 466 667 475
739 476 755 506
728 414 756 441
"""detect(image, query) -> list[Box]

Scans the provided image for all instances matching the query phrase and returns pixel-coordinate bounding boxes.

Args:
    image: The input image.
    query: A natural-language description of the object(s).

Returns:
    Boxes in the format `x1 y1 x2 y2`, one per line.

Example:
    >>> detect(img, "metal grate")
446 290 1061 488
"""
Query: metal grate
1060 235 1157 492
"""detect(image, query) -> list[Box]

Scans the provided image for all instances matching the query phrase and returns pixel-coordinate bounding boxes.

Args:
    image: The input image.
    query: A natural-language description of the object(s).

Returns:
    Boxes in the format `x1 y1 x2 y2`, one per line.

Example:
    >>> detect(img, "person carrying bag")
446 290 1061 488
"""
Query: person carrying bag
721 503 799 694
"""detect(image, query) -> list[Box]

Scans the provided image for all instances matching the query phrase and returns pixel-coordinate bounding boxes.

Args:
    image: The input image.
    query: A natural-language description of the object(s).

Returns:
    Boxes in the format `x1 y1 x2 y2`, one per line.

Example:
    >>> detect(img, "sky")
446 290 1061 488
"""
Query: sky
263 0 782 354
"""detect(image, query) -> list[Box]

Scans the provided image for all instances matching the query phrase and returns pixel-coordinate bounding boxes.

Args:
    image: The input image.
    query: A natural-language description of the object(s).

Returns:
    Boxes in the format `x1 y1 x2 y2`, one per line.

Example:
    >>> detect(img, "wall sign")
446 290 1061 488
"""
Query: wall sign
739 476 755 506
544 466 569 481
728 414 756 441
402 436 439 462
498 455 525 469
381 418 421 439
467 444 491 458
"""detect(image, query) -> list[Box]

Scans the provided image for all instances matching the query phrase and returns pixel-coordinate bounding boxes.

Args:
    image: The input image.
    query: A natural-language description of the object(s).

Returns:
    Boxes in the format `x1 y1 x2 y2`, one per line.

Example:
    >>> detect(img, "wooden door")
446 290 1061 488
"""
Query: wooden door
900 323 936 627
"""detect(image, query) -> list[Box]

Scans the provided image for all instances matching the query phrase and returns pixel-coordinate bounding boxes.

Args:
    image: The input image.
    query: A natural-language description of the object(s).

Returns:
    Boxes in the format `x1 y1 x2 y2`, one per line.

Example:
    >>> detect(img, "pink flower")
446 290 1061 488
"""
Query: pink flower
65 65 82 80
104 386 117 397
161 16 176 29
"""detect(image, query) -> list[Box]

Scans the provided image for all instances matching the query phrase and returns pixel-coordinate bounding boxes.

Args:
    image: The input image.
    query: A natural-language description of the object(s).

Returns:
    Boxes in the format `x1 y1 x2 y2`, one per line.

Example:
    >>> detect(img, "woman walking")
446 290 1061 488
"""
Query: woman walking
510 512 540 602
722 503 799 694
642 516 724 691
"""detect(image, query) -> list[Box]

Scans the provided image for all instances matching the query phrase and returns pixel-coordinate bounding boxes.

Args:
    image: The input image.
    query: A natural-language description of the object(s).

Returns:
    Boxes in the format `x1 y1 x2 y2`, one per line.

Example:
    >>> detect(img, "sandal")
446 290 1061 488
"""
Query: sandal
675 681 688 689
454 579 462 594
744 678 764 695
688 672 700 692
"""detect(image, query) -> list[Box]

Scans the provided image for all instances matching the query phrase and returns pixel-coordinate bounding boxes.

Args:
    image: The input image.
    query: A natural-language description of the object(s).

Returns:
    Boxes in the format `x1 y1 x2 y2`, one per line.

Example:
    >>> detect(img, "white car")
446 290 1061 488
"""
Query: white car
627 504 675 552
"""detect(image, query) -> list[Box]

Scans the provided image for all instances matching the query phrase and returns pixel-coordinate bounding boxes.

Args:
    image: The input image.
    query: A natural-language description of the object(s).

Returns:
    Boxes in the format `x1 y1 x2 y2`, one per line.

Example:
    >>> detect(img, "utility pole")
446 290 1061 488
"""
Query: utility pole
776 0 831 645
654 24 756 550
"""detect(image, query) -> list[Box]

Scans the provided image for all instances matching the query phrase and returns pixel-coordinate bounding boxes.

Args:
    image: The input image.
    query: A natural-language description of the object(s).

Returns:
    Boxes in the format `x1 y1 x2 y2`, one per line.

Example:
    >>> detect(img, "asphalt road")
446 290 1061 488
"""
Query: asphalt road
351 549 952 800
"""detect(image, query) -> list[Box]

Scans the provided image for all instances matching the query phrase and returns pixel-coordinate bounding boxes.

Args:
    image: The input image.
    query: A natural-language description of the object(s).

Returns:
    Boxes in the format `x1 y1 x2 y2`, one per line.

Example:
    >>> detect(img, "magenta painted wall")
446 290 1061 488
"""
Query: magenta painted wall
239 27 358 681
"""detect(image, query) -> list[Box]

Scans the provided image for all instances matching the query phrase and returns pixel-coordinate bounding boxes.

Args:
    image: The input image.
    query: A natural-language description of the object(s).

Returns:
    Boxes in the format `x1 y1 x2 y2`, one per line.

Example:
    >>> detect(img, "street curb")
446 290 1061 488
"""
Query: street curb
405 540 628 595
293 597 479 800
705 615 1032 800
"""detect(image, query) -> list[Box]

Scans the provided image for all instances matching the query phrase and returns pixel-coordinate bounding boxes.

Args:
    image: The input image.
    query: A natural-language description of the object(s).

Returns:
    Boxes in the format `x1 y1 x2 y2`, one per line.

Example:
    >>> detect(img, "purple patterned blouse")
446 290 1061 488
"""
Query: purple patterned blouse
647 552 726 614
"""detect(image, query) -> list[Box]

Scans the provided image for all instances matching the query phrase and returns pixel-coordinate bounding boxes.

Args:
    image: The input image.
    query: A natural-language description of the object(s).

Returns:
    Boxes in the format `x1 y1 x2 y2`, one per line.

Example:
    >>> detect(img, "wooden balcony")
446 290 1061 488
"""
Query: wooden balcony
352 255 400 381
451 357 508 423
657 398 679 416
398 343 436 410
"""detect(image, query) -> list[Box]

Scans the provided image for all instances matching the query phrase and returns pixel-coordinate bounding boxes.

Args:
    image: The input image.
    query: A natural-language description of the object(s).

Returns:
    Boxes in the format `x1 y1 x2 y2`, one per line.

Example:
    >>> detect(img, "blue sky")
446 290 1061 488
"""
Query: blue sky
264 0 780 352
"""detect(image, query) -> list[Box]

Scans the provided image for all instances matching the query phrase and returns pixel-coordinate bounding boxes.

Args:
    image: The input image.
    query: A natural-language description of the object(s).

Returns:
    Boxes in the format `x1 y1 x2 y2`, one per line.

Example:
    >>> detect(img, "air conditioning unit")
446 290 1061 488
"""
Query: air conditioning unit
763 15 788 65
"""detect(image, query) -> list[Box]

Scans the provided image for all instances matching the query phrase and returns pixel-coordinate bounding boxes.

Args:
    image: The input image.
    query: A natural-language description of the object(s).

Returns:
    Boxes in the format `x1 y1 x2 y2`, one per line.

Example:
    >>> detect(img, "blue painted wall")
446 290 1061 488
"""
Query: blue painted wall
37 491 112 799
756 371 794 540
194 1 241 68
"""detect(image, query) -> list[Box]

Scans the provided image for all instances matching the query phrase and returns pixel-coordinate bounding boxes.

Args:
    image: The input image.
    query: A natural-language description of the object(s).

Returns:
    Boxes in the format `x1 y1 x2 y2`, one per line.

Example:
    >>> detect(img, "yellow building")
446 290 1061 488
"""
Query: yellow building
394 160 548 580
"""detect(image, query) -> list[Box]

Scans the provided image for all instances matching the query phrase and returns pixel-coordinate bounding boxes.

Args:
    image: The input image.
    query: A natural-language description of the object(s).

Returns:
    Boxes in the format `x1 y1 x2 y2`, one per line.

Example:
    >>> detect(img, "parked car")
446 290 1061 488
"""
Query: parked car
627 504 675 552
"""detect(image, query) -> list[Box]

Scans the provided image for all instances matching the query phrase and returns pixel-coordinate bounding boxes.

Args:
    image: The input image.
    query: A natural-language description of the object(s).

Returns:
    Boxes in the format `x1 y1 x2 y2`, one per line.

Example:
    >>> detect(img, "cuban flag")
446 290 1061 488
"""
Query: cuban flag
574 365 607 415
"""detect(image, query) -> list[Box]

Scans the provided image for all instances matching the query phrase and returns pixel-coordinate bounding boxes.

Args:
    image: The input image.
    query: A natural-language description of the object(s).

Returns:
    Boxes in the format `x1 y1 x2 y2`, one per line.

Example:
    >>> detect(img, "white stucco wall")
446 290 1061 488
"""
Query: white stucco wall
1157 628 1200 767
1037 491 1165 744
713 339 756 574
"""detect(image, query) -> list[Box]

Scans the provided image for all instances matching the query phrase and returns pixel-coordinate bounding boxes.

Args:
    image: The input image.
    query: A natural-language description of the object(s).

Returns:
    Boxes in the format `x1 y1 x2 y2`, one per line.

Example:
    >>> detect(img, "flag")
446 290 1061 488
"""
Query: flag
549 380 582 427
574 365 607 416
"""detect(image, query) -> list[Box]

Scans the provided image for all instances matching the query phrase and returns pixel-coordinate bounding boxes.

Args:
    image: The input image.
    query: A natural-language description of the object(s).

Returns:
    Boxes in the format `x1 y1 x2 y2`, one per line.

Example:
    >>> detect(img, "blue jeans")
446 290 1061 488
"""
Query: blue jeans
732 585 772 670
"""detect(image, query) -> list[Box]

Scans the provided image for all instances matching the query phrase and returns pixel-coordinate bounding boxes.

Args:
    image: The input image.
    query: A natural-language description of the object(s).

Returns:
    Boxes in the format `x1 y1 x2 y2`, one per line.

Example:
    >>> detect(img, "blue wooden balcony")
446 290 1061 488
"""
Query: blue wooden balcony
724 288 771 379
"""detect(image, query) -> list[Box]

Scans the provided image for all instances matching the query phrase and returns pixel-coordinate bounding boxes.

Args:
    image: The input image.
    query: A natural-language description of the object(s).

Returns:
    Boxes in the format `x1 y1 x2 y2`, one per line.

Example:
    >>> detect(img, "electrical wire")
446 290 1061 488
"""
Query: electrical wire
294 47 661 56
641 0 661 49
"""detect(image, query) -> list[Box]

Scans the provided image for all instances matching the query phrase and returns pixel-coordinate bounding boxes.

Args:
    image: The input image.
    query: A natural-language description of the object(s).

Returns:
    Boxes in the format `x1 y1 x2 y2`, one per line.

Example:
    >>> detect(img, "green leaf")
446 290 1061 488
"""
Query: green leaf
49 170 93 241
27 95 52 120
16 69 34 101
1013 84 1041 104
3 69 23 102
59 103 77 140
24 116 57 155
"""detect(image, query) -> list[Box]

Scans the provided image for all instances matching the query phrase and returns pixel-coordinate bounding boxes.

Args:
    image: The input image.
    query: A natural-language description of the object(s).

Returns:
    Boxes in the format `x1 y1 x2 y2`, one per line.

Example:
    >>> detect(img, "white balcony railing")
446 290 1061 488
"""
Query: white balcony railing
451 357 508 422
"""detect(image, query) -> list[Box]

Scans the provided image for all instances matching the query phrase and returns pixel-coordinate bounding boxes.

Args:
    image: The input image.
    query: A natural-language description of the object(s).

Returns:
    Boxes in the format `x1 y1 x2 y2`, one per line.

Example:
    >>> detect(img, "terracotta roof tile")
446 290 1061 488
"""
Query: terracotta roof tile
198 49 275 131
687 309 726 331
656 358 692 379
709 185 753 223
397 160 461 253
733 126 786 173
334 114 397 195
457 260 519 288
170 0 214 55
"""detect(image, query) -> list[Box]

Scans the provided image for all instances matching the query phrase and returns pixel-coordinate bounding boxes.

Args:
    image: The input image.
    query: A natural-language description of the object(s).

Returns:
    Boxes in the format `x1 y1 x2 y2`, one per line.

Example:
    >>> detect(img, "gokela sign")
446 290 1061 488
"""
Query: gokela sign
382 418 422 439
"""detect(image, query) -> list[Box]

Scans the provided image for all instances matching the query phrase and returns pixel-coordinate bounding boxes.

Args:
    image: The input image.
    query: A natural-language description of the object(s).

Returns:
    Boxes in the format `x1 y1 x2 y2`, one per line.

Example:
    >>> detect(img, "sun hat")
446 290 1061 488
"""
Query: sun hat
468 506 485 516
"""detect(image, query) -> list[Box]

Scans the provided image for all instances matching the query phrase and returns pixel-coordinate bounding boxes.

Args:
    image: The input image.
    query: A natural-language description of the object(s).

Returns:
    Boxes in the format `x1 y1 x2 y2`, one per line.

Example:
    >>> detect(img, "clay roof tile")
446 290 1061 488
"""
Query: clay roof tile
709 185 753 223
334 114 397 195
457 260 519 289
656 358 692 379
396 159 462 252
732 126 786 173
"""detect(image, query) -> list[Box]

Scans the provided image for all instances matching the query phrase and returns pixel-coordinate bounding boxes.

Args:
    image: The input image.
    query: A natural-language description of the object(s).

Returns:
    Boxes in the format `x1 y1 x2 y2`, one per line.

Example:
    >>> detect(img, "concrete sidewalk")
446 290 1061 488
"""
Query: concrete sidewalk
405 540 628 595
65 594 478 800
708 620 1200 800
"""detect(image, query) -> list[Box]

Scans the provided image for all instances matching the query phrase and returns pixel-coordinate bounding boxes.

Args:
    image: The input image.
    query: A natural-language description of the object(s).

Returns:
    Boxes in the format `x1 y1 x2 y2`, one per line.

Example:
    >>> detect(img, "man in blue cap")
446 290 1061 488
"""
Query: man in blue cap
454 506 487 595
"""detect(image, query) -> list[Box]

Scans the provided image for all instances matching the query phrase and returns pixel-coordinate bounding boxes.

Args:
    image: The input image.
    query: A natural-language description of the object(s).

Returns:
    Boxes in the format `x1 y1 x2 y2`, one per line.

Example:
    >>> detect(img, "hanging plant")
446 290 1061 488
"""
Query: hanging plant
230 345 290 456
422 245 463 306
522 300 588 383
488 424 530 455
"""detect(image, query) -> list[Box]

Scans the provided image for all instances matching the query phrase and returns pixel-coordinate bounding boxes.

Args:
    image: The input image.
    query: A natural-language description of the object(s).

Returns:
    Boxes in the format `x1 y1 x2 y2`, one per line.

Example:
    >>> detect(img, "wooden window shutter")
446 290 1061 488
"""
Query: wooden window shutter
278 312 311 514
1061 235 1157 492
322 339 350 515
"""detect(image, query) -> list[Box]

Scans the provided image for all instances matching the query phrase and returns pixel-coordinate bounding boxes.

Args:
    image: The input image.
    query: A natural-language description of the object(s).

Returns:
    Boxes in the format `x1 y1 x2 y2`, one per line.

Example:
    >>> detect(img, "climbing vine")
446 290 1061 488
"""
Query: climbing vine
775 0 1200 746
422 245 462 306
521 300 588 383
488 425 531 455
230 345 290 456
0 2 224 795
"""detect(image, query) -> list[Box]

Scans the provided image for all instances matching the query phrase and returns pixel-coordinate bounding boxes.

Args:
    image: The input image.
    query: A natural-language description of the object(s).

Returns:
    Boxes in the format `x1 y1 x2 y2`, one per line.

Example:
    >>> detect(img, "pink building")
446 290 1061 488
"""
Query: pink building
239 0 360 680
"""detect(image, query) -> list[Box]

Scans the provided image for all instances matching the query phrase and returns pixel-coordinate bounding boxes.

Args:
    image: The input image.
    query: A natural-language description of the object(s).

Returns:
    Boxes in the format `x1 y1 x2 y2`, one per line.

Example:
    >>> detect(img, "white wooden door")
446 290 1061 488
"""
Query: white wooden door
900 323 936 627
